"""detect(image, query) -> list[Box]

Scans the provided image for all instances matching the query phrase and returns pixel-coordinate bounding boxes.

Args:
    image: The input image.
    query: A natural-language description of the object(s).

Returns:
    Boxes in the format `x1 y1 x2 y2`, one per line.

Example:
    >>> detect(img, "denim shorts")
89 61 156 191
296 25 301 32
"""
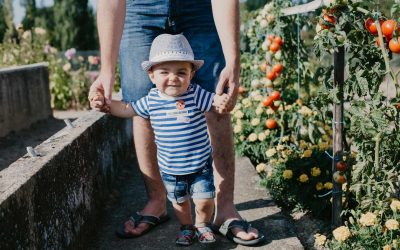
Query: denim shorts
120 0 225 102
160 159 215 203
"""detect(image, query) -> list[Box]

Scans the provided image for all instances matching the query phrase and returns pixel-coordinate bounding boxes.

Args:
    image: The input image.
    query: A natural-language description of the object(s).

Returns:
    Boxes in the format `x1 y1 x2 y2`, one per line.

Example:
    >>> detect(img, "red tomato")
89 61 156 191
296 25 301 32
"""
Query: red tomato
333 171 347 184
270 91 281 101
336 161 348 171
267 35 275 42
381 20 396 39
262 97 274 107
272 63 283 74
389 38 400 53
266 71 277 81
269 42 280 53
273 36 283 46
265 119 278 129
320 14 336 29
365 18 382 35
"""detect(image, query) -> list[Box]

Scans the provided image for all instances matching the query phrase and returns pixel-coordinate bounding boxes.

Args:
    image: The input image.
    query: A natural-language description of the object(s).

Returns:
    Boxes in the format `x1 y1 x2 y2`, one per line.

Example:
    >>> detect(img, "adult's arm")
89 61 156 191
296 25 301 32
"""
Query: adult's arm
89 0 126 104
211 0 240 112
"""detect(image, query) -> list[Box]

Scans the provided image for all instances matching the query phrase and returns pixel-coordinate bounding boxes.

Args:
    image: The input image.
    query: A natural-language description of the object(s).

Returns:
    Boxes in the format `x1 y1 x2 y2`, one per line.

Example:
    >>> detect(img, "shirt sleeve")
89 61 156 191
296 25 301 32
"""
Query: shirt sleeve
131 96 150 119
193 84 215 112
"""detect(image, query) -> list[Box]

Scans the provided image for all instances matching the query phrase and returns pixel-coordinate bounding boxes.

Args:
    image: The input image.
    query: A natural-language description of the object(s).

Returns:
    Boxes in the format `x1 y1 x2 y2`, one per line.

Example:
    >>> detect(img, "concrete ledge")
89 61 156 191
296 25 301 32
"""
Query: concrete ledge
0 112 134 249
0 63 52 137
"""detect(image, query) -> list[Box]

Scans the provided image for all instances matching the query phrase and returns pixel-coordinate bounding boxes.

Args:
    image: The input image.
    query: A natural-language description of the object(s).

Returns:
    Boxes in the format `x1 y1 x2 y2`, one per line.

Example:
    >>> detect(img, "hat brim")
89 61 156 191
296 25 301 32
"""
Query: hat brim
141 59 204 71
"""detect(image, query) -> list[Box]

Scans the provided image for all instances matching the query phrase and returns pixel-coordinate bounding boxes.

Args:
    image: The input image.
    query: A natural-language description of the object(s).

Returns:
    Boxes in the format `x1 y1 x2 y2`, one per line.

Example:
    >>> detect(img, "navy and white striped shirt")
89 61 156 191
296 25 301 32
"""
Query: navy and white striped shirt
132 84 215 175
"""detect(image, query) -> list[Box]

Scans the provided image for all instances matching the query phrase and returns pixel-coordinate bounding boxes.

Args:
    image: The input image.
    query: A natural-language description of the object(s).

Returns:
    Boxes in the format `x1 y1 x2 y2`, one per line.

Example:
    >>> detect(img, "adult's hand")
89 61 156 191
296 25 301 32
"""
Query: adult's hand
215 64 240 113
88 71 114 112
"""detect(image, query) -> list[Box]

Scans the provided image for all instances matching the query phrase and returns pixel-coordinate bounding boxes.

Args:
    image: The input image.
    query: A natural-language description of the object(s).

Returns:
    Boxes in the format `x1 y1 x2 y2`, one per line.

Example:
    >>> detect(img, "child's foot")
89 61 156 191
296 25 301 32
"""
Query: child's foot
176 225 196 246
196 225 216 244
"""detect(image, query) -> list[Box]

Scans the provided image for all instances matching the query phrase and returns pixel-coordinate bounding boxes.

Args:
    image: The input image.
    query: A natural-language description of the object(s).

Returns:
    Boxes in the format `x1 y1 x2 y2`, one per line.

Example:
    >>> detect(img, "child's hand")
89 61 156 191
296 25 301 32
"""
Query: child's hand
213 93 229 113
88 90 109 113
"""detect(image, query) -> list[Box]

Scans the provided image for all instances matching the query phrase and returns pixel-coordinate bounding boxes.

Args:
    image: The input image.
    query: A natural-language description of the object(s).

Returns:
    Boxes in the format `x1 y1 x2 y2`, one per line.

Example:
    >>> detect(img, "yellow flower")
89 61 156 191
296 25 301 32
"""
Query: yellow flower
258 133 266 141
234 110 244 119
359 212 377 227
248 133 258 142
302 149 313 158
299 174 309 183
256 163 267 173
324 182 333 190
251 118 260 126
318 142 329 151
282 170 293 180
332 226 351 242
393 240 398 249
314 233 326 246
34 27 46 35
266 148 277 157
233 125 242 134
311 167 321 177
322 134 331 142
255 107 263 115
282 136 290 142
385 219 399 230
298 106 313 116
266 108 275 115
239 135 245 141
390 199 400 212
299 140 307 149
383 245 391 250
276 144 285 151
316 182 324 191
264 129 271 136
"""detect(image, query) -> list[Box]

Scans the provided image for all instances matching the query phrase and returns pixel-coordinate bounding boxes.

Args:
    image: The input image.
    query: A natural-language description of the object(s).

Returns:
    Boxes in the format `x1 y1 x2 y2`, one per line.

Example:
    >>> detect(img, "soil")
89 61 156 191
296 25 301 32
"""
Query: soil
0 110 90 171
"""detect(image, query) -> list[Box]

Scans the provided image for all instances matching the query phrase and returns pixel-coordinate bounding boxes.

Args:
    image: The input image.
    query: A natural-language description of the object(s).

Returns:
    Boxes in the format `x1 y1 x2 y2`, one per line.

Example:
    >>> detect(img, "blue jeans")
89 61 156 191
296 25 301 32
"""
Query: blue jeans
120 0 225 102
161 158 215 203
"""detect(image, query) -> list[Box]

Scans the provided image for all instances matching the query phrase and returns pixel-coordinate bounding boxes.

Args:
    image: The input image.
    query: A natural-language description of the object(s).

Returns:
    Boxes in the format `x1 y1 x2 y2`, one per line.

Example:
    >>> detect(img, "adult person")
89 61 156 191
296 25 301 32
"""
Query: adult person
89 0 263 245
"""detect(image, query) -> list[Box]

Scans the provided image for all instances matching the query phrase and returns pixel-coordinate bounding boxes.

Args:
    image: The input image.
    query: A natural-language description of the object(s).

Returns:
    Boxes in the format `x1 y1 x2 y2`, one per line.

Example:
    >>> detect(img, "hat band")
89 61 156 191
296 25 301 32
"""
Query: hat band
151 52 194 63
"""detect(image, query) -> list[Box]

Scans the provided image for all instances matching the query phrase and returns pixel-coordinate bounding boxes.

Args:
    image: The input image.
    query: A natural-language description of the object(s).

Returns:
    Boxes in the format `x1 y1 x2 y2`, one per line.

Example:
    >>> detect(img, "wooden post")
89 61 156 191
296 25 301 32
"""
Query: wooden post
332 46 345 228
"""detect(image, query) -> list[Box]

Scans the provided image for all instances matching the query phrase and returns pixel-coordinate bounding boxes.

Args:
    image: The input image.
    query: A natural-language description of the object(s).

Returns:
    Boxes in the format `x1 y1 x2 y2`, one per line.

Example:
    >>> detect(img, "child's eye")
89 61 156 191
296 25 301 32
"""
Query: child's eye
178 72 187 75
160 71 168 75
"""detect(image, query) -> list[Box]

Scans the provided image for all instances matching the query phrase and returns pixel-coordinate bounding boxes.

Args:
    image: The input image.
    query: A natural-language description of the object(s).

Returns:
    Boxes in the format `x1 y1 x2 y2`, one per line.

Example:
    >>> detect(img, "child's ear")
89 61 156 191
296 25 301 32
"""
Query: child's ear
190 71 195 80
148 70 155 81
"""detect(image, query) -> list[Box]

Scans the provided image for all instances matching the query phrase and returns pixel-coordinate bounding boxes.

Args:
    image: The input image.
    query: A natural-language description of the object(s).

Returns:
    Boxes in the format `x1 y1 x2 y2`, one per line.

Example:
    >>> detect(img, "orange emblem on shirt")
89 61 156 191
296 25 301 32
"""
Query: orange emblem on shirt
176 100 185 110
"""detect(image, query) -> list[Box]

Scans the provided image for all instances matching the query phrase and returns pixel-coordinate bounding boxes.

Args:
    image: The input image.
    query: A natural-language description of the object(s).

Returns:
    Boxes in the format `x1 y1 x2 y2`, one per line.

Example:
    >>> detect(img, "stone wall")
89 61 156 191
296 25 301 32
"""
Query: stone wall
0 63 52 137
0 112 134 249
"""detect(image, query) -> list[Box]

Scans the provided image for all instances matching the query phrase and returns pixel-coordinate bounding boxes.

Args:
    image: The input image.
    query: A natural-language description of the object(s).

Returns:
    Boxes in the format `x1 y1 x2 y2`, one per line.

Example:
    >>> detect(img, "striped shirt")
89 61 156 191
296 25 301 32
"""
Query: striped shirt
131 84 215 175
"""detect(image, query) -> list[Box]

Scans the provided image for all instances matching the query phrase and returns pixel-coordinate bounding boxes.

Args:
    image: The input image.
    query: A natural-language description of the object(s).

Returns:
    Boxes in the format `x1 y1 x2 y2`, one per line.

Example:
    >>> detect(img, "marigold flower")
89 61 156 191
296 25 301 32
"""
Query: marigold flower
332 226 351 242
248 133 258 142
255 107 263 115
316 182 324 191
359 212 377 227
382 245 391 250
299 174 309 183
234 110 244 119
281 136 290 142
311 167 321 177
251 118 260 126
266 108 275 115
276 144 285 151
233 125 242 134
265 148 277 157
34 27 46 35
258 133 266 141
314 233 326 246
282 170 293 180
239 135 245 141
318 142 329 151
385 219 399 230
264 130 271 136
324 182 333 190
302 149 313 158
390 199 400 212
256 163 267 173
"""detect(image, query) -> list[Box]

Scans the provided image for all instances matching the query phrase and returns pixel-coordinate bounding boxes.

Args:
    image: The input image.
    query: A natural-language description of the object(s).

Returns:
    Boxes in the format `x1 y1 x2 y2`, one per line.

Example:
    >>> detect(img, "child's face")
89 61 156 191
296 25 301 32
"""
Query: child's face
149 61 195 97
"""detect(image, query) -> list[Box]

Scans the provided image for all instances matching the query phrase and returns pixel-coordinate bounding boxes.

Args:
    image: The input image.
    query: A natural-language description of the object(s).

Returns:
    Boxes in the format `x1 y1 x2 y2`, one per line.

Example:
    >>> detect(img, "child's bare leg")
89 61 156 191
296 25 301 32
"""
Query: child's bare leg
193 198 214 225
193 198 216 243
172 200 193 225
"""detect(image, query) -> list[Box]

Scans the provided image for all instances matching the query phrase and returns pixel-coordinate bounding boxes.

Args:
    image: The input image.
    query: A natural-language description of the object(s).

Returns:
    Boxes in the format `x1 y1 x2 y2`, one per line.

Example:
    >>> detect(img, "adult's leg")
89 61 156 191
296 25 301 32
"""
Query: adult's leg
119 1 169 236
205 112 258 240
